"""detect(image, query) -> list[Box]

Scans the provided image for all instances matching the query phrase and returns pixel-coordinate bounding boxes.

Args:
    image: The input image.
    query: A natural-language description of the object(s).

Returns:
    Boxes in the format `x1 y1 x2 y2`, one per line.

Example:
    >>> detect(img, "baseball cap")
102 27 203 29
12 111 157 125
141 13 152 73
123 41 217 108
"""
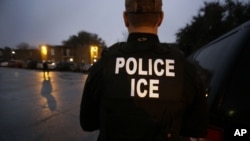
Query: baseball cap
125 0 162 13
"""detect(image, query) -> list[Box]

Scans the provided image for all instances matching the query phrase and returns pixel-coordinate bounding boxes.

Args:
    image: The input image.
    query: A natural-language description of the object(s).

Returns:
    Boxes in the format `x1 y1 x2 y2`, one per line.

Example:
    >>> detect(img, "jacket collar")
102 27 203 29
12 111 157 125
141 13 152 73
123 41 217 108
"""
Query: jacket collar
127 33 160 44
118 33 170 54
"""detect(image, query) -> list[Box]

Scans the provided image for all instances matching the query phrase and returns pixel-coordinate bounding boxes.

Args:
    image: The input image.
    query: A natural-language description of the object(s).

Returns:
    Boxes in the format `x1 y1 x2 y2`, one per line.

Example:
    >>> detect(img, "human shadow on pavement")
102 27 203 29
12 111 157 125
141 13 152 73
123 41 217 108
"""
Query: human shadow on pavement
41 77 57 111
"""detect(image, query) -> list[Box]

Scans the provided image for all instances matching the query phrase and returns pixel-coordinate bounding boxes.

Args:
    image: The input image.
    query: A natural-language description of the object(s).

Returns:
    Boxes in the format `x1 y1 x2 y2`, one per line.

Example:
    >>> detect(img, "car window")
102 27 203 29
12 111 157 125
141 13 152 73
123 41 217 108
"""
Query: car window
189 22 250 108
193 31 245 82
221 42 250 122
192 33 245 108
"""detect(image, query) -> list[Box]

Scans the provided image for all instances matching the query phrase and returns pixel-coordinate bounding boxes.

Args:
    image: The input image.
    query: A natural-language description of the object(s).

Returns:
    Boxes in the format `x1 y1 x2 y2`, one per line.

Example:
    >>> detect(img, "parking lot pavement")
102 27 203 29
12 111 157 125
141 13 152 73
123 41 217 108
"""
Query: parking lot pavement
0 68 99 141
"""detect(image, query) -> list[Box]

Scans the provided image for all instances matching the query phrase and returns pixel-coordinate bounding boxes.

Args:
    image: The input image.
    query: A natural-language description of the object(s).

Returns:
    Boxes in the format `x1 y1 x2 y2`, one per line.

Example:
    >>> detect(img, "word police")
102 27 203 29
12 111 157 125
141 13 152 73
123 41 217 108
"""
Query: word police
115 57 175 98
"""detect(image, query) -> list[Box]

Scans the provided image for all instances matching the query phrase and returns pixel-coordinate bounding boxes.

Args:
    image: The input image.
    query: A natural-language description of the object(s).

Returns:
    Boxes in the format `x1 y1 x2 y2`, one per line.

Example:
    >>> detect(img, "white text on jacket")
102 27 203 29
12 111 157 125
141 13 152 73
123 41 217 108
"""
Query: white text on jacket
115 57 175 98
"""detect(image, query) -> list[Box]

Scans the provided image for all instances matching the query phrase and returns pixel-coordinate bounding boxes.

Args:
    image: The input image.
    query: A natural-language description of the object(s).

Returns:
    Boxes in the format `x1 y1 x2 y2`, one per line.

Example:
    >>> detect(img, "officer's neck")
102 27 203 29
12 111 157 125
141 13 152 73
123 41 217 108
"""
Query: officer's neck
128 26 158 35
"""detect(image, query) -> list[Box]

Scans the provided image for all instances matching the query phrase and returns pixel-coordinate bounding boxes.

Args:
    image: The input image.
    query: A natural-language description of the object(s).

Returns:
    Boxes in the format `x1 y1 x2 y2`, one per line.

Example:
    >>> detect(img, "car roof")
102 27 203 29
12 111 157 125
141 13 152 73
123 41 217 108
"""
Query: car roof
204 20 250 48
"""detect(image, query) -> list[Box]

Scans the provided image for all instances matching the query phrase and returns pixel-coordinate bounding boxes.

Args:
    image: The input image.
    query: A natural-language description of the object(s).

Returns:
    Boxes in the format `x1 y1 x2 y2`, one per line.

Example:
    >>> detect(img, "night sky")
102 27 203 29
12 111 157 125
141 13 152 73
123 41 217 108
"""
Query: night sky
0 0 225 48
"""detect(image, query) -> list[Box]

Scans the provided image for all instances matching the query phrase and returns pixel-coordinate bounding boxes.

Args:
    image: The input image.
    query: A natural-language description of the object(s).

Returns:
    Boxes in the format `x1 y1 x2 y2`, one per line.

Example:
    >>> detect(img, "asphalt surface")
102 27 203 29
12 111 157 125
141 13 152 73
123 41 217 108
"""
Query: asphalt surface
0 67 99 141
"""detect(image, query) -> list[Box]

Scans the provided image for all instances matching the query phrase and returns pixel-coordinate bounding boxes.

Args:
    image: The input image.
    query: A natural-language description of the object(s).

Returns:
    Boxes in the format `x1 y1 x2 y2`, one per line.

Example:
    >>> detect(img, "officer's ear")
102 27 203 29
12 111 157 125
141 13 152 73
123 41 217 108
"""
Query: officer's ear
157 12 164 27
123 11 129 27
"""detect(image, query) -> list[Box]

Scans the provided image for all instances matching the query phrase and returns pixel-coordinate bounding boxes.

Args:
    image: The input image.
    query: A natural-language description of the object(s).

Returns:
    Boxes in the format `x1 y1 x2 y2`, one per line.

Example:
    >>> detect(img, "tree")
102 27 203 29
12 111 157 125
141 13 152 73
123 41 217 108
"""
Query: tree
176 0 250 56
16 42 31 50
62 31 106 48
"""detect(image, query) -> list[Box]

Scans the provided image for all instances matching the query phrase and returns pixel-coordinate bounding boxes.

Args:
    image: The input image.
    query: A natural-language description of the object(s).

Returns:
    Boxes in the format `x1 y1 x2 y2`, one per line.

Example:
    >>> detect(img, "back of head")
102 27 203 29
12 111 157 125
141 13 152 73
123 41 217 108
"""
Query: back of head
125 0 163 27
125 0 162 13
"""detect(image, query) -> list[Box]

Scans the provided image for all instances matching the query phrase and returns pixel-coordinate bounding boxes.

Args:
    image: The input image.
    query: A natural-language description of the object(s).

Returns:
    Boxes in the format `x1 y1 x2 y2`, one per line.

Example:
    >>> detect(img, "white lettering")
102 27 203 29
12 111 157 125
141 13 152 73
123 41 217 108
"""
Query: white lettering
131 79 160 98
234 129 247 136
126 58 137 75
138 58 147 75
242 129 247 136
137 79 148 98
115 57 125 74
115 57 176 77
149 79 159 98
166 59 175 77
148 59 153 75
234 129 241 136
131 78 135 97
115 57 176 99
154 59 164 76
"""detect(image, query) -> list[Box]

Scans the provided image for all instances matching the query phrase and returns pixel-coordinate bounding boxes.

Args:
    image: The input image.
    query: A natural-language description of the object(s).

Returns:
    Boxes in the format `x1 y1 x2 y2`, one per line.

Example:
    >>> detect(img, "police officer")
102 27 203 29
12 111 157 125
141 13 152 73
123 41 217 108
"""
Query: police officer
43 61 49 76
80 0 208 140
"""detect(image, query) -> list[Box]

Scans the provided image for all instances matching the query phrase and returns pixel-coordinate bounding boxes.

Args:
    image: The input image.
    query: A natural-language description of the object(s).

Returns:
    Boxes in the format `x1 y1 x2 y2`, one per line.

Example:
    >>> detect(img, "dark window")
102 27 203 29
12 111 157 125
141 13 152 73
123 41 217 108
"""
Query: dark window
221 42 250 122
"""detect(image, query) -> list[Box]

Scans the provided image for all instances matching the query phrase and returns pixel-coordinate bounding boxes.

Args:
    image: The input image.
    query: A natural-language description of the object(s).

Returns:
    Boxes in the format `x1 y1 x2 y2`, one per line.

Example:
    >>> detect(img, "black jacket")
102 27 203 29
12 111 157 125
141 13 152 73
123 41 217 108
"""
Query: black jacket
80 33 208 141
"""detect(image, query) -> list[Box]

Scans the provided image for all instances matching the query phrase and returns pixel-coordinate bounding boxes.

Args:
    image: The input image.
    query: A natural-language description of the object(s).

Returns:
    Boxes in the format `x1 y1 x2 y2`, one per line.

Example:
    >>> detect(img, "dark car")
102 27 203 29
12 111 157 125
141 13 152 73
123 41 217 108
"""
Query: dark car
26 60 38 69
80 64 92 73
55 61 79 71
188 21 250 141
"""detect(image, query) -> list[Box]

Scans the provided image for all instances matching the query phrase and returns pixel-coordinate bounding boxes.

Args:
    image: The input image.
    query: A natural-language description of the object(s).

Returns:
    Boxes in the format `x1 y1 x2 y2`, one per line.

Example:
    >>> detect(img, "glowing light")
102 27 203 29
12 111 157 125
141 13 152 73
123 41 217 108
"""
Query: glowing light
41 45 47 55
90 45 99 64
228 110 236 116
205 93 209 98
